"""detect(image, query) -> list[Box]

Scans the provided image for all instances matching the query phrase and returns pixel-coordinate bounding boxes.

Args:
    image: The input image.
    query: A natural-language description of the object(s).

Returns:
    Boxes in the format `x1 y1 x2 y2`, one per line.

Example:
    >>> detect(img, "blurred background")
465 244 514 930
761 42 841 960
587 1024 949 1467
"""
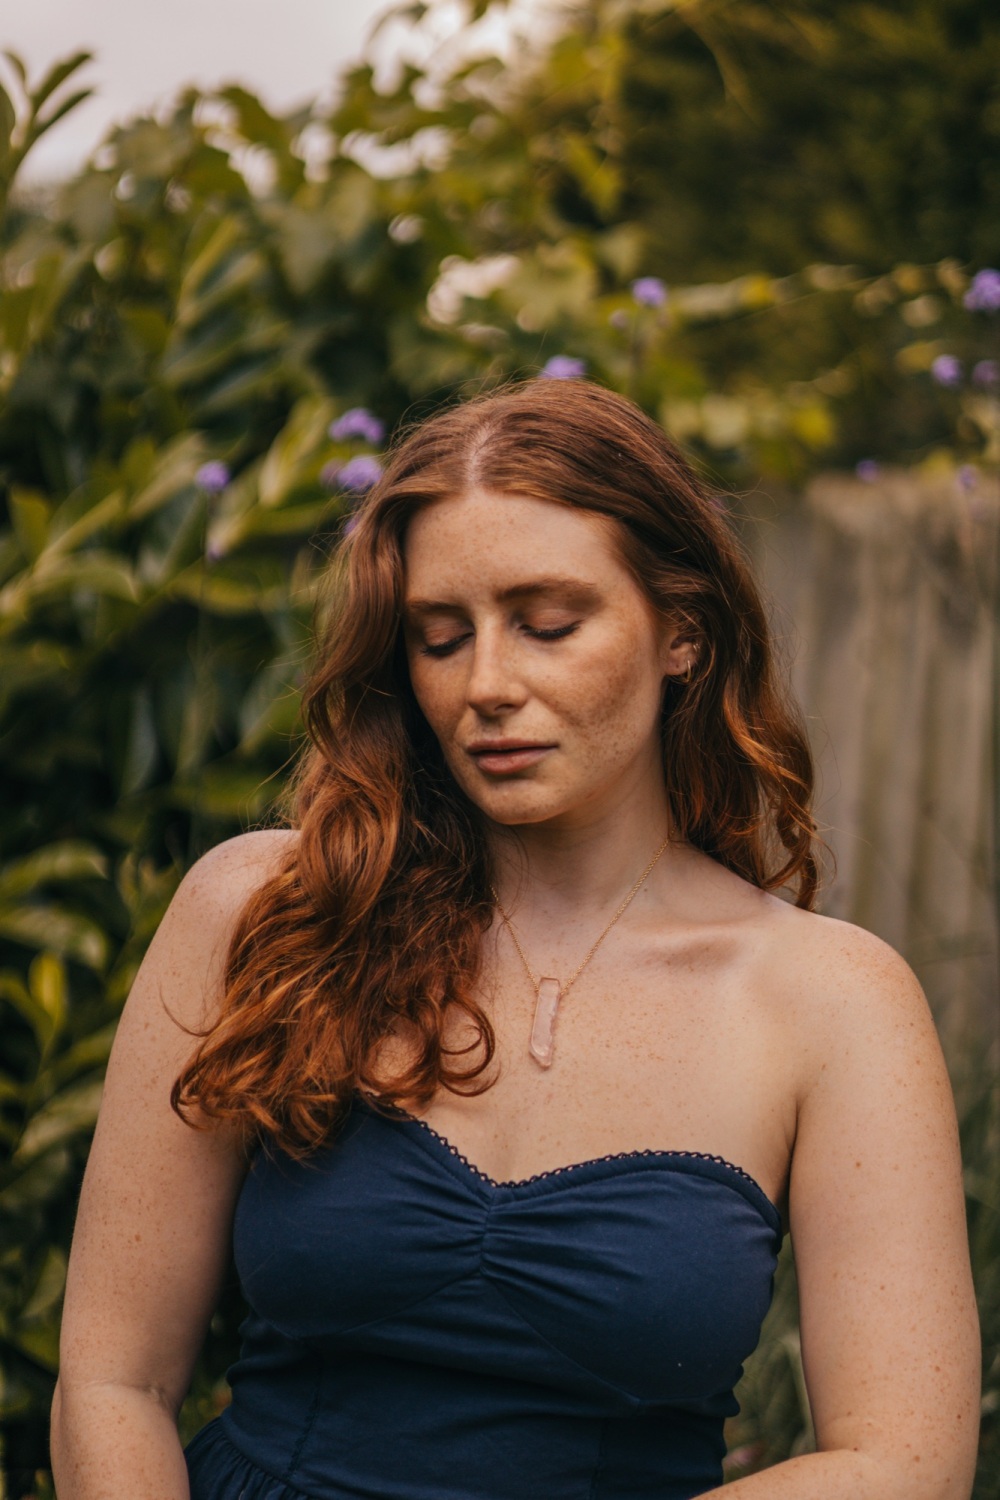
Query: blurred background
0 1 997 1494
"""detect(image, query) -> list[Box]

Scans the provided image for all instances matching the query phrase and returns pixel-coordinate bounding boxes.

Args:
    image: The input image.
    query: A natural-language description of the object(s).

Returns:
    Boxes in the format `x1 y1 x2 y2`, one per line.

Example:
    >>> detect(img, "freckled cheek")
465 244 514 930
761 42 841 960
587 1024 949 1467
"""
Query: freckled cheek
407 661 464 741
545 638 661 757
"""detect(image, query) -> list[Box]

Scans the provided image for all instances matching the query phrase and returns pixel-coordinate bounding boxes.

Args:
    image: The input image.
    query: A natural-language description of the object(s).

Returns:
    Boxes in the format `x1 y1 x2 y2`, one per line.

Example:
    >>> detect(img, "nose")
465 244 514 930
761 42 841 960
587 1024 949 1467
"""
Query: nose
464 622 527 717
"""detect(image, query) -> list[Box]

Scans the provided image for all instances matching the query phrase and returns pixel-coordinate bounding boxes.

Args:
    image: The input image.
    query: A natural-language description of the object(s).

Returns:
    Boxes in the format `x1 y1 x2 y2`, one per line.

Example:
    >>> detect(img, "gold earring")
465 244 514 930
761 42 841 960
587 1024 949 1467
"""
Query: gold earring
682 655 695 683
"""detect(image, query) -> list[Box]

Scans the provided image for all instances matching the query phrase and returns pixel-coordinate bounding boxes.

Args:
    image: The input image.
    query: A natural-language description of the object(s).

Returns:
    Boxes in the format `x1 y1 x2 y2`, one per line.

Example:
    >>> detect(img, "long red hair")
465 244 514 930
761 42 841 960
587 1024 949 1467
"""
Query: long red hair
172 380 822 1156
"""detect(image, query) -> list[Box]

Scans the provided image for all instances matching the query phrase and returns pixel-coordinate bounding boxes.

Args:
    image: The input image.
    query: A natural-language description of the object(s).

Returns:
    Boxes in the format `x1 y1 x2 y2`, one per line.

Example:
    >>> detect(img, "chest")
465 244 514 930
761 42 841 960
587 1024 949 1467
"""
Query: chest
372 925 798 1212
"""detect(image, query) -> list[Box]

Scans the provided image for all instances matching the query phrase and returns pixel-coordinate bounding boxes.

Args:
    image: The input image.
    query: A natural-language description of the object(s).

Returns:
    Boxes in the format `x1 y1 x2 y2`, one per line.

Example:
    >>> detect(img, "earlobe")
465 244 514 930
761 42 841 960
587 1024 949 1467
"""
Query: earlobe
659 623 698 683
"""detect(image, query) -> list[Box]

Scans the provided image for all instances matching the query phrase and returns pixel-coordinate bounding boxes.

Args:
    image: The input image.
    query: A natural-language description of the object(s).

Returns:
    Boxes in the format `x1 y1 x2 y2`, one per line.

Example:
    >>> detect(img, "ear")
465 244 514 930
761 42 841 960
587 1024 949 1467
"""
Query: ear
657 617 699 682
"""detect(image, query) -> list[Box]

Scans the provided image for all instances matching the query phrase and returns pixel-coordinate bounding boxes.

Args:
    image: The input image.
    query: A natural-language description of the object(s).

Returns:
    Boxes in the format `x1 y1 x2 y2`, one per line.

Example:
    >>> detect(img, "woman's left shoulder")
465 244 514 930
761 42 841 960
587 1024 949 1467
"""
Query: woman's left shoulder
758 898 931 1027
747 899 949 1109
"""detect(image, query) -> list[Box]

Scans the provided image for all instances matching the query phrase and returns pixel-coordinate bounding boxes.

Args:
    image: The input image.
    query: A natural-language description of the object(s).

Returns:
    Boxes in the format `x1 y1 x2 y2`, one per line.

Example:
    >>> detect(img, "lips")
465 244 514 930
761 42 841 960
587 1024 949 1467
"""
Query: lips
466 741 555 774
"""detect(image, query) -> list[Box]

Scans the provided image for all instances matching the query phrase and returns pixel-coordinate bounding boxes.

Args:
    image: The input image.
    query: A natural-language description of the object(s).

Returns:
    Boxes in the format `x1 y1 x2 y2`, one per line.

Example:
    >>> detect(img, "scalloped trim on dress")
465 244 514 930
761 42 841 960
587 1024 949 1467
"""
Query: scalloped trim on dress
355 1090 772 1197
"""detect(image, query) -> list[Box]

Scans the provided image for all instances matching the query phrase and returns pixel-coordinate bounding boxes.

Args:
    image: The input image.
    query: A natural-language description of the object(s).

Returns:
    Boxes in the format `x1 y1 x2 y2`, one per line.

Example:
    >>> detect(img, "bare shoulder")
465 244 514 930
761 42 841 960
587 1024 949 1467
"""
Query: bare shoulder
756 897 930 1019
747 898 941 1099
125 827 299 1038
173 826 299 918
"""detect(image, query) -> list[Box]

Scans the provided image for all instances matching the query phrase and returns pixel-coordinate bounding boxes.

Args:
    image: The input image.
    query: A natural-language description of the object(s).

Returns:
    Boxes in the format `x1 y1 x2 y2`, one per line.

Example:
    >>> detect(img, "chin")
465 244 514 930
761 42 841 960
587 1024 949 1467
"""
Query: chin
444 758 586 827
465 786 578 829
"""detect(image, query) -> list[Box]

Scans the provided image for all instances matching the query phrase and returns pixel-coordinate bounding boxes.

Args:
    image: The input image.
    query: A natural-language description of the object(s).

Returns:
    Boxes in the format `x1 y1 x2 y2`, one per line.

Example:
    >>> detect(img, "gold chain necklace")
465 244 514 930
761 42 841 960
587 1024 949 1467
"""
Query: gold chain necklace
490 833 671 1069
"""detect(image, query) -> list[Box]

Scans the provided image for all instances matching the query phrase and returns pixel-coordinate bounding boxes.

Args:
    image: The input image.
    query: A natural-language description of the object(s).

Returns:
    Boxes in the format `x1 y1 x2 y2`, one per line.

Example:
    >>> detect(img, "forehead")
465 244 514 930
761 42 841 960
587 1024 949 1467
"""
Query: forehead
402 488 630 600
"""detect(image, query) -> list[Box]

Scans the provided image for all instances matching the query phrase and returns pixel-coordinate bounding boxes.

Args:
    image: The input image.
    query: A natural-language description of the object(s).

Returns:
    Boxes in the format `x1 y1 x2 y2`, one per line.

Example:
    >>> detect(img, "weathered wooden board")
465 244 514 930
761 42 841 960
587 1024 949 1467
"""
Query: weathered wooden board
742 469 999 1053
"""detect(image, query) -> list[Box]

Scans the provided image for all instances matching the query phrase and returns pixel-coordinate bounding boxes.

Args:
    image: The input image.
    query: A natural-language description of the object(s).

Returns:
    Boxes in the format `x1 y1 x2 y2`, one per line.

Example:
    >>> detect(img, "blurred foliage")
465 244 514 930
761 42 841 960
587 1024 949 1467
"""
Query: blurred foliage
618 0 1000 275
0 2 997 1493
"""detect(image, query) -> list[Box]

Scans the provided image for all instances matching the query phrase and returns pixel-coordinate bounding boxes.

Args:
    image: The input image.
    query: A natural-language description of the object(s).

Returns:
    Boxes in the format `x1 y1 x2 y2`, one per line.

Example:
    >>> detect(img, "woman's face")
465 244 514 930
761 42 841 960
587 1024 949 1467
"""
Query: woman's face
402 487 689 832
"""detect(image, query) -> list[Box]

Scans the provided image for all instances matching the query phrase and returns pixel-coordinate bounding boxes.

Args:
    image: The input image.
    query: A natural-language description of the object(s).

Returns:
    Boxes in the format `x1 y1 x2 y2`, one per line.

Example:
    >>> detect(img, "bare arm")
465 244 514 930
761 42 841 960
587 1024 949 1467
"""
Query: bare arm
699 920 981 1499
51 830 296 1499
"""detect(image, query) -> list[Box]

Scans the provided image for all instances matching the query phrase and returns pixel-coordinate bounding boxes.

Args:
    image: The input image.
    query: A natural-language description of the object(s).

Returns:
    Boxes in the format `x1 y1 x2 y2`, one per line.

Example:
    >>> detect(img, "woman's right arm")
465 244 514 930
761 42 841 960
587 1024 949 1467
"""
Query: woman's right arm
50 829 296 1499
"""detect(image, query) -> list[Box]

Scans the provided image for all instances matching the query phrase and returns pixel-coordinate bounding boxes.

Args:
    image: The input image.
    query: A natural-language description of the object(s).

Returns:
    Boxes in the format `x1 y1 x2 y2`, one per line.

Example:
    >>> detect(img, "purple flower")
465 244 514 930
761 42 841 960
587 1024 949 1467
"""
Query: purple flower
539 355 586 380
972 359 999 387
333 455 383 493
329 407 385 444
194 461 230 495
855 459 880 483
957 464 979 493
963 268 1000 313
930 355 962 388
608 308 631 331
631 277 667 308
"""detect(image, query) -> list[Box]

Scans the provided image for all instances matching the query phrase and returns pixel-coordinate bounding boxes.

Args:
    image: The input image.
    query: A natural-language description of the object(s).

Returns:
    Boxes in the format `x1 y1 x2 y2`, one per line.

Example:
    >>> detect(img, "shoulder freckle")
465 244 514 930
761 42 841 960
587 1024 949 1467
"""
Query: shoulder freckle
760 906 933 1063
178 828 298 911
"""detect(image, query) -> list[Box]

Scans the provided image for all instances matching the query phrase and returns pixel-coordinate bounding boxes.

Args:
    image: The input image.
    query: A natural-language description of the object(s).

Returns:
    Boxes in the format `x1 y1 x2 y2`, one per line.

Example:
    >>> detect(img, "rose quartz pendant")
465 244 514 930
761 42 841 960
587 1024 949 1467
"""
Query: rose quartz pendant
529 977 562 1068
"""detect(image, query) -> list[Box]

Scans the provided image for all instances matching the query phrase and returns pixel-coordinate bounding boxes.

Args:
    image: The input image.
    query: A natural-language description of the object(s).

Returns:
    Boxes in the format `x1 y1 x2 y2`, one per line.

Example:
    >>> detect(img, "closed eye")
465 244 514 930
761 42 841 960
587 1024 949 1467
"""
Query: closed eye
526 622 580 642
418 622 580 657
419 634 471 658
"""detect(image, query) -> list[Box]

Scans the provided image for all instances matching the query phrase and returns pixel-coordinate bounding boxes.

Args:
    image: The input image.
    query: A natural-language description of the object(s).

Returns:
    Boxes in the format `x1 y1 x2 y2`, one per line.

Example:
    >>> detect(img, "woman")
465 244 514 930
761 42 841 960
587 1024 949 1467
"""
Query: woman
51 380 980 1499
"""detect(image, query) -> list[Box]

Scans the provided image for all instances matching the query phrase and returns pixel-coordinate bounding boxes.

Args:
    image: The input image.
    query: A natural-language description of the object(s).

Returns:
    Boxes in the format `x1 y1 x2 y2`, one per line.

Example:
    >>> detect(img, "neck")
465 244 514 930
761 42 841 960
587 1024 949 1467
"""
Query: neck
489 786 677 923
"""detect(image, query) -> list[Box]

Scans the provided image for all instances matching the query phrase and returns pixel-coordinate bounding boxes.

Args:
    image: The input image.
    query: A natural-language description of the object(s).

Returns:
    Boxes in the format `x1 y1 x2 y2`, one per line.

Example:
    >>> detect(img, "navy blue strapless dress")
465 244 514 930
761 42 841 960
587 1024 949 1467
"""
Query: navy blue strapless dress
185 1092 782 1500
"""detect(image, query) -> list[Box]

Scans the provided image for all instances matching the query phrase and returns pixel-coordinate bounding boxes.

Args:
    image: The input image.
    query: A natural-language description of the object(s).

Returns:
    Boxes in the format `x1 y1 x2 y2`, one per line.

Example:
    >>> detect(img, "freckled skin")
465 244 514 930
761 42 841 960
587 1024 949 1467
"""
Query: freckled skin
403 487 687 834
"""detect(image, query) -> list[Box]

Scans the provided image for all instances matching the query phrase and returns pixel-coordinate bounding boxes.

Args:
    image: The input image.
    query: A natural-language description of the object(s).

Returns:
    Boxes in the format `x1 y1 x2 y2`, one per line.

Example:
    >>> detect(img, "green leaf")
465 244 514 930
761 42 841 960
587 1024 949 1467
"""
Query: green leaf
1 50 28 89
0 843 107 900
193 352 287 416
121 304 170 356
27 52 93 115
28 953 68 1043
259 396 338 508
216 497 338 550
129 434 209 521
13 1077 104 1165
175 246 268 332
0 906 108 971
0 81 16 158
170 567 284 615
46 1023 118 1088
172 676 220 778
119 686 159 796
175 215 245 322
170 764 277 820
0 1146 72 1216
219 85 291 156
160 317 286 390
43 488 125 558
8 489 50 563
0 1074 26 1110
6 1319 61 1374
0 552 139 620
30 87 95 144
560 130 621 218
238 652 305 752
0 971 52 1054
18 1245 67 1323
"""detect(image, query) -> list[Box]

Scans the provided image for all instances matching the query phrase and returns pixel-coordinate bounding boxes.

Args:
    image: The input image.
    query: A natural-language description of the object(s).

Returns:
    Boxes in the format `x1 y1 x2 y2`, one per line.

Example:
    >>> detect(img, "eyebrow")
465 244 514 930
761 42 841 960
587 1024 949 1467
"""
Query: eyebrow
403 577 602 618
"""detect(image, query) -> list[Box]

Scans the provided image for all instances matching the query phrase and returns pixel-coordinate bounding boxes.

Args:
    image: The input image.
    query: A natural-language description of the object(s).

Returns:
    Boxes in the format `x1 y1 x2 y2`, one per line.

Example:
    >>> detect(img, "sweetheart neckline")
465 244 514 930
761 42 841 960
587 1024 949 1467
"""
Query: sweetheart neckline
353 1091 783 1229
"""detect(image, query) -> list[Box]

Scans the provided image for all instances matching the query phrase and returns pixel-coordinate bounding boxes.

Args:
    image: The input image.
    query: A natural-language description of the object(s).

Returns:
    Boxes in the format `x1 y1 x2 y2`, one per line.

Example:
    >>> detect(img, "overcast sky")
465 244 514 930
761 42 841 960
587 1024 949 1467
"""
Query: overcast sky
2 0 405 181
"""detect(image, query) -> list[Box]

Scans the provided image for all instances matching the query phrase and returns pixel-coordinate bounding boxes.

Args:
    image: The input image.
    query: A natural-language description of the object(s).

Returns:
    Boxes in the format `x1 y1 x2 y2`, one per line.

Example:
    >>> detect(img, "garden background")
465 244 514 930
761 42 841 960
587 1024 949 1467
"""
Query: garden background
0 0 998 1495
